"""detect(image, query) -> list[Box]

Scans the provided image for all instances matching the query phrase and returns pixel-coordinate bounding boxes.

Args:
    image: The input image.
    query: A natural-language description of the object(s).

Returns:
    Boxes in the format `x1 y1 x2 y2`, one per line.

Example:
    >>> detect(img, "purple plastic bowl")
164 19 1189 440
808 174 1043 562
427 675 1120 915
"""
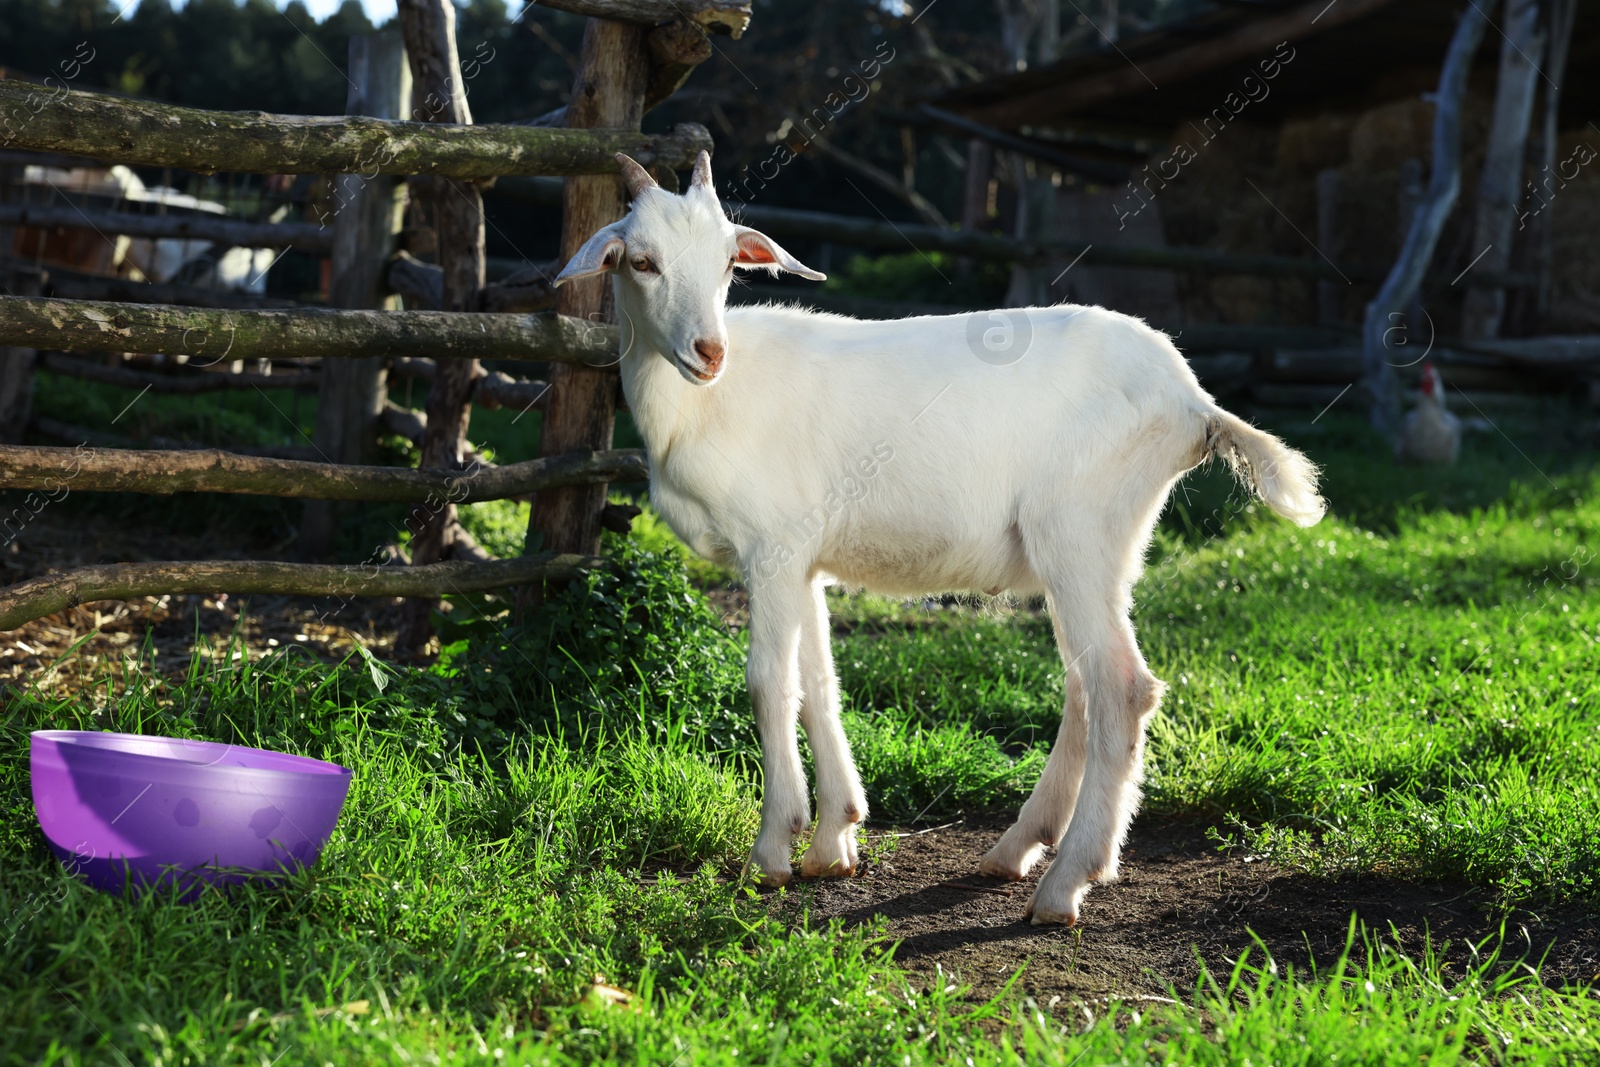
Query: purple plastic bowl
30 730 352 899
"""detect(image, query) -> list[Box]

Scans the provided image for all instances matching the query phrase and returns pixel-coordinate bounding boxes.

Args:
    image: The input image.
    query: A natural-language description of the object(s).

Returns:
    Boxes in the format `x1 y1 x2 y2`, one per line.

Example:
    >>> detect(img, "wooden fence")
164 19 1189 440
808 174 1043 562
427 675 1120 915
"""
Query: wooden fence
0 0 741 646
0 0 1591 642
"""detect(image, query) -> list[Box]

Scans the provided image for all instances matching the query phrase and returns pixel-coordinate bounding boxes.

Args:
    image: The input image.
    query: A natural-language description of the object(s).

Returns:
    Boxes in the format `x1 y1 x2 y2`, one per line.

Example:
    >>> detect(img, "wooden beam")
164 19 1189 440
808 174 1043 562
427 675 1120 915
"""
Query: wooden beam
0 203 332 251
0 80 712 179
533 0 751 38
915 105 1131 184
0 553 608 631
0 295 619 364
957 0 1401 129
0 443 645 501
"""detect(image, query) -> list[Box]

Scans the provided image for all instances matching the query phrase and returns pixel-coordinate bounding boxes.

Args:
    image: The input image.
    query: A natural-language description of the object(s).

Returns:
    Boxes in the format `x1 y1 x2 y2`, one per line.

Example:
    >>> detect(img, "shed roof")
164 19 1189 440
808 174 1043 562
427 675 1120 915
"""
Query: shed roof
934 0 1598 140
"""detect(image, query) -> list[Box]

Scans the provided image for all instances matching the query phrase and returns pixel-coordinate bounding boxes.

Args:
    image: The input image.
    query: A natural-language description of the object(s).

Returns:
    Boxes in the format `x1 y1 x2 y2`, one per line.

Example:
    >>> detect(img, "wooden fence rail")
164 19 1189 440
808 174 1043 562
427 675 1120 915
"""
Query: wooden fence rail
0 203 332 251
0 553 608 632
0 80 711 179
40 353 320 393
0 444 644 501
0 295 618 364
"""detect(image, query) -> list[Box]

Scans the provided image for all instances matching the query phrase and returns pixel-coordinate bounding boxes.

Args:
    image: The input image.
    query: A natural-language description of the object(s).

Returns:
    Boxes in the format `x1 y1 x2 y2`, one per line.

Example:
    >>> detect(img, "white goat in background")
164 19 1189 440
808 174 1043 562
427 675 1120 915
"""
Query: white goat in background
555 152 1325 925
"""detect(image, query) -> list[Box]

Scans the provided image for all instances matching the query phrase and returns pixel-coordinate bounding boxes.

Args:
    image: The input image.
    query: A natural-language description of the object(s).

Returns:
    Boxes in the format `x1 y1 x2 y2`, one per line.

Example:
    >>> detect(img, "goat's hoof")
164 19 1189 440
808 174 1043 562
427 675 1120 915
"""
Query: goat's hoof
799 856 856 879
1024 893 1079 927
978 849 1029 882
749 865 792 888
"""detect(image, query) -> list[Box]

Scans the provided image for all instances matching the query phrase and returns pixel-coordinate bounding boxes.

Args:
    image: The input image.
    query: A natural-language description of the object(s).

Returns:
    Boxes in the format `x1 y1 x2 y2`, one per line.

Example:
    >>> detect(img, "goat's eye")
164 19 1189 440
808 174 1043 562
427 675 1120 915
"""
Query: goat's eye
631 255 656 274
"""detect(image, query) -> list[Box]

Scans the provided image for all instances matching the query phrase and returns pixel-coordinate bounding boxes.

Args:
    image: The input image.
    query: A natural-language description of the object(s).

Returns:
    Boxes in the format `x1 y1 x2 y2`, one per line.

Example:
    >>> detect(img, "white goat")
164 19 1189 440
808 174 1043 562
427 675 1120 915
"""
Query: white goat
554 152 1325 925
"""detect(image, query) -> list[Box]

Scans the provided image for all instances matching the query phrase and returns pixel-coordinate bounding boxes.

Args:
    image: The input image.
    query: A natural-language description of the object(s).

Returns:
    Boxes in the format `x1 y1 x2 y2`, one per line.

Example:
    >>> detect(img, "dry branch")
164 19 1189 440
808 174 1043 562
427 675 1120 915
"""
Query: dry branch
388 358 550 410
381 401 429 446
39 352 319 393
0 80 712 179
0 553 608 631
533 0 751 37
0 443 645 501
0 295 619 364
0 203 332 251
386 251 557 313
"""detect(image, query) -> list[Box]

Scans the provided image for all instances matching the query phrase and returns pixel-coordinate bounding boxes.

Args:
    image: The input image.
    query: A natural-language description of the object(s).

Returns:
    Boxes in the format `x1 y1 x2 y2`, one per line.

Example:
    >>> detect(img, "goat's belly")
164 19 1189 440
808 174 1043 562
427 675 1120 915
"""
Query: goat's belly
816 526 1038 596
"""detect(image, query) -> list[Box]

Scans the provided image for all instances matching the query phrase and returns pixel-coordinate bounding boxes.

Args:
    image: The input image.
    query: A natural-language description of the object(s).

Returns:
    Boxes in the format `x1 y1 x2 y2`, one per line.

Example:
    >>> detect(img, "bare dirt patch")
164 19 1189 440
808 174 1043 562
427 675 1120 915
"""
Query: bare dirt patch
783 818 1600 1003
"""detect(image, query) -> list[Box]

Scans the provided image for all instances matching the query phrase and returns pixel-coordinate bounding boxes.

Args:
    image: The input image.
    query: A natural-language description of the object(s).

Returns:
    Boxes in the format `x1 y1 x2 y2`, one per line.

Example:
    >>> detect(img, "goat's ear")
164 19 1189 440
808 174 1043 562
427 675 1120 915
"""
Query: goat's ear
554 223 626 286
733 227 826 281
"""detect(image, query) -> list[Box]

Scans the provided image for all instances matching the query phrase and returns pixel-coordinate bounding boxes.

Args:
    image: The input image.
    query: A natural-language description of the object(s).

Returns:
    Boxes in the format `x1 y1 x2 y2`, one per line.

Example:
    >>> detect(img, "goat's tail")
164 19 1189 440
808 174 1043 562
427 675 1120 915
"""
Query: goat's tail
1202 409 1326 527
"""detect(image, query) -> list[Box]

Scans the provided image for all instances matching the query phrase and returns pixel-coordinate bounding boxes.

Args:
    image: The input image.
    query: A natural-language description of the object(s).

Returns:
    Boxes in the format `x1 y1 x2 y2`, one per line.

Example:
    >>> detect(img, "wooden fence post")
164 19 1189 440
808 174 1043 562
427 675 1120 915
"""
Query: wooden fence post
302 29 411 558
398 0 489 651
526 18 649 559
0 162 37 445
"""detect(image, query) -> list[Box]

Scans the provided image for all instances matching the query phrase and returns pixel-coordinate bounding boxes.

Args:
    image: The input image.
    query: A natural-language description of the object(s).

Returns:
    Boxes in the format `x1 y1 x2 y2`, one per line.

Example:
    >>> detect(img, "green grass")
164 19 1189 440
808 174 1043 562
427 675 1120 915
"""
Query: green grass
4 410 1600 1062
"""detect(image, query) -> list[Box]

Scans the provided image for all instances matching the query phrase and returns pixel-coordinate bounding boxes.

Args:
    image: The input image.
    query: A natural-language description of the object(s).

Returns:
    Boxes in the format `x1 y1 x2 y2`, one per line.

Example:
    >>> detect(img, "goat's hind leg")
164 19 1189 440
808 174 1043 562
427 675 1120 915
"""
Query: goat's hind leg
1027 605 1163 927
744 580 812 887
981 599 1088 881
797 578 867 878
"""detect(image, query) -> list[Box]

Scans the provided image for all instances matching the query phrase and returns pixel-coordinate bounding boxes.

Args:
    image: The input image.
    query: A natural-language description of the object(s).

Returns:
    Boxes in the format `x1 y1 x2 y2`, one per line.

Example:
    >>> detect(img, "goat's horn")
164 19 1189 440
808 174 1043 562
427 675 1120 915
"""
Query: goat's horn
615 153 658 199
690 150 713 190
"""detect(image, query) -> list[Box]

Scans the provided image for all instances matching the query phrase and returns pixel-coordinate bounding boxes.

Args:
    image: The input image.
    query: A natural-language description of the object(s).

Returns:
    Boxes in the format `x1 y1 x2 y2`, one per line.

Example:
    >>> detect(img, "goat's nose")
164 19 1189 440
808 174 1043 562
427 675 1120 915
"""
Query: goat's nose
693 339 726 371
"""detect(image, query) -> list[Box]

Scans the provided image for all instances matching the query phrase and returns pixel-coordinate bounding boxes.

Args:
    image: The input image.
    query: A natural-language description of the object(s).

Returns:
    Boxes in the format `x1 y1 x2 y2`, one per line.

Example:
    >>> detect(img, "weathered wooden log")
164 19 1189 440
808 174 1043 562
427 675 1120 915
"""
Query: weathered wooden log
0 295 619 364
29 260 299 309
0 203 332 251
0 80 712 179
0 553 608 631
533 0 750 37
0 443 646 501
397 0 491 645
39 352 318 393
1360 3 1490 434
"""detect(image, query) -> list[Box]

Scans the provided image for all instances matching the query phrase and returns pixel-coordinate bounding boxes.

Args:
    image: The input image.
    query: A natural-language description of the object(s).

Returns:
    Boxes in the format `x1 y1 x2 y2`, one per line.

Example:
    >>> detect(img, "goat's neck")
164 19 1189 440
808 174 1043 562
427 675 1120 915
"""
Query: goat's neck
614 306 701 465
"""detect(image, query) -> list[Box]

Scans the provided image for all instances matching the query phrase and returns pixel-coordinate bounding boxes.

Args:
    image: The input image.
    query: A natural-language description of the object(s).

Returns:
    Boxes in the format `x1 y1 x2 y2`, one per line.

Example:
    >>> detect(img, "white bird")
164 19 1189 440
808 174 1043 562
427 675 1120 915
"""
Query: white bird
1396 362 1461 465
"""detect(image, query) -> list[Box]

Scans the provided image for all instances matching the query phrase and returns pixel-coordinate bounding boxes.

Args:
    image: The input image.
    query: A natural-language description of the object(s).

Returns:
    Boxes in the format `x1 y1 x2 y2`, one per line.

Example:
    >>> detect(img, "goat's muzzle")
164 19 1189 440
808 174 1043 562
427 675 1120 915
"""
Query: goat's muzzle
692 339 726 377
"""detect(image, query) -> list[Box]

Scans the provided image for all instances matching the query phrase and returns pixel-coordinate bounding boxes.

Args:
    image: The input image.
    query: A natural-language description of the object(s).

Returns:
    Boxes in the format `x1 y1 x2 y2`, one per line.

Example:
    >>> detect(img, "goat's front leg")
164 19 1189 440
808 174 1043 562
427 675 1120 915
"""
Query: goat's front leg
797 578 866 878
744 579 810 887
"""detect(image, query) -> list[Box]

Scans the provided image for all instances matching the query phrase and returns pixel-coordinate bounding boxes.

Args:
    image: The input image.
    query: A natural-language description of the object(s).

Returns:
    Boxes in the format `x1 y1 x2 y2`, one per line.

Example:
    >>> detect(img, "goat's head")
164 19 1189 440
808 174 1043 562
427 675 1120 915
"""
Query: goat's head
553 151 824 385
